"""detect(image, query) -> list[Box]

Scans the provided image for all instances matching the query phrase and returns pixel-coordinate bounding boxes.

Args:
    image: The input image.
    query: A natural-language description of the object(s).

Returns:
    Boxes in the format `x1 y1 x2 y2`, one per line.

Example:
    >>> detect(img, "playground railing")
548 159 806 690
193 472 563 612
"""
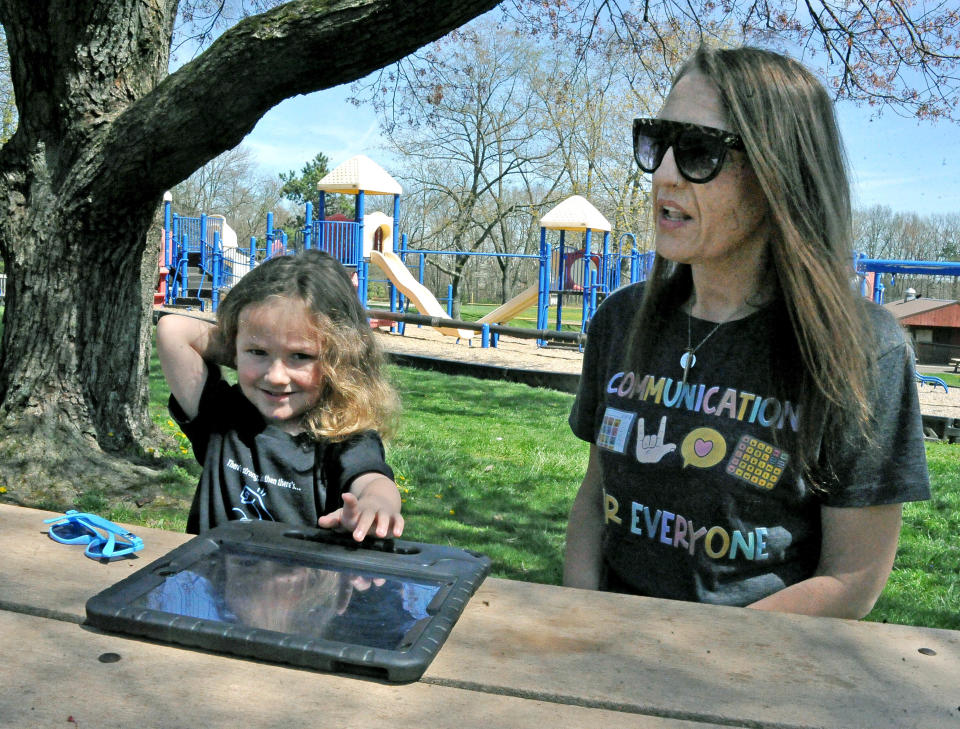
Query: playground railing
915 341 960 366
219 247 253 290
311 220 361 266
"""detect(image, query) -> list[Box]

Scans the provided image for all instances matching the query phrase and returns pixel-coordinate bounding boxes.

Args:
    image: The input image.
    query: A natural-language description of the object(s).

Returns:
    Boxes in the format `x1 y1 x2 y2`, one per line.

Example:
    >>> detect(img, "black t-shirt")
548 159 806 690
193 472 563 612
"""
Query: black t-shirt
170 365 394 534
569 283 930 605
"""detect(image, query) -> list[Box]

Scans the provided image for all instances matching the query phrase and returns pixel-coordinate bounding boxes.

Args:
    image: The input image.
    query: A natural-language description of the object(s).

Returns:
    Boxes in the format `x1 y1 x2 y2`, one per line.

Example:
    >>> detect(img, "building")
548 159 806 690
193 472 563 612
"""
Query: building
882 291 960 364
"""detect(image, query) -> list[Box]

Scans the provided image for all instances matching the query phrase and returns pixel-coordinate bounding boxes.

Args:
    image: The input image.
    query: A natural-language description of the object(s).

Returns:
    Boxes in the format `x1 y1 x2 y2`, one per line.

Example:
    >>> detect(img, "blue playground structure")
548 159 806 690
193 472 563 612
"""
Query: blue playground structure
157 156 654 347
162 200 290 310
855 254 960 305
855 253 960 394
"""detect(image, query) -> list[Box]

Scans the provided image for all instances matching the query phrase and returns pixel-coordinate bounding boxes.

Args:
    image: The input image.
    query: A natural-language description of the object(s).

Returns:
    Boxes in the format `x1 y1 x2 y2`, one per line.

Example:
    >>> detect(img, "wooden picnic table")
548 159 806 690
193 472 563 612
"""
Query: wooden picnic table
1 503 958 729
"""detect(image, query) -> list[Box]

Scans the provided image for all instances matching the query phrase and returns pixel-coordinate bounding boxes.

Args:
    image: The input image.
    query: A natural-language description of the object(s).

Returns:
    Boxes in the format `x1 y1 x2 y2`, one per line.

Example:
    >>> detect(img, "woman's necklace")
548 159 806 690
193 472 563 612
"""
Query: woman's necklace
679 300 756 387
680 316 724 388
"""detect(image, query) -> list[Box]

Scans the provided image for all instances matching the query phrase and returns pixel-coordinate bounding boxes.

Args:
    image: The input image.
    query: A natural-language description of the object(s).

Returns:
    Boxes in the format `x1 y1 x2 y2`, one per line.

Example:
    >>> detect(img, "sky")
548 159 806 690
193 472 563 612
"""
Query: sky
240 81 960 219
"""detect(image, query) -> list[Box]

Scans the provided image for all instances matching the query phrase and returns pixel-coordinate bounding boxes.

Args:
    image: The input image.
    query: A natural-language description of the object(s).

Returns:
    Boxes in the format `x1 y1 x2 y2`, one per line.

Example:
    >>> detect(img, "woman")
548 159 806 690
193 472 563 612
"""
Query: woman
564 45 930 618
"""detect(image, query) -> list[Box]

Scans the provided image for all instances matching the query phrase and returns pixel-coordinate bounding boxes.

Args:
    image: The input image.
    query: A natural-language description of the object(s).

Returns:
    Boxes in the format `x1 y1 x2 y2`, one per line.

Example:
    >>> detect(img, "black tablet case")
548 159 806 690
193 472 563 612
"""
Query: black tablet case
85 521 490 682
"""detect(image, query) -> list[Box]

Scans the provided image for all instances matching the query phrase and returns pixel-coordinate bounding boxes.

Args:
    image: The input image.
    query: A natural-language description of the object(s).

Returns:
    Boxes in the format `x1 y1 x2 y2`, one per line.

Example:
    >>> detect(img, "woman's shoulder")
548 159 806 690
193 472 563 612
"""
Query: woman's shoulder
593 282 645 320
586 282 645 338
856 297 911 354
602 280 646 305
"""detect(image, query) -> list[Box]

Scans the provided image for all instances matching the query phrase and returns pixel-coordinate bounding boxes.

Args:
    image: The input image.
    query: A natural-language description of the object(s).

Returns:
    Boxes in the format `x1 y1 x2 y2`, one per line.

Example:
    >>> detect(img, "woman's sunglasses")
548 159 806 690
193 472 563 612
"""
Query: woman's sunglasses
44 510 144 560
632 118 745 183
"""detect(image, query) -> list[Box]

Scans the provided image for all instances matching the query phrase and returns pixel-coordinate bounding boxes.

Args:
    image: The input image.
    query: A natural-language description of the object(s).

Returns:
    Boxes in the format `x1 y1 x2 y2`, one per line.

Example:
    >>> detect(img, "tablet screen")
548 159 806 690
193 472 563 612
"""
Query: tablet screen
133 545 444 650
86 521 490 681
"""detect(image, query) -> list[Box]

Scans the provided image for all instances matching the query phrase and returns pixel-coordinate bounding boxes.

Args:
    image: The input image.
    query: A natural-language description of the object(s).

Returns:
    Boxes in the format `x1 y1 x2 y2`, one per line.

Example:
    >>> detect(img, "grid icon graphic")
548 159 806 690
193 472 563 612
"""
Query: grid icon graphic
726 435 788 490
597 407 635 454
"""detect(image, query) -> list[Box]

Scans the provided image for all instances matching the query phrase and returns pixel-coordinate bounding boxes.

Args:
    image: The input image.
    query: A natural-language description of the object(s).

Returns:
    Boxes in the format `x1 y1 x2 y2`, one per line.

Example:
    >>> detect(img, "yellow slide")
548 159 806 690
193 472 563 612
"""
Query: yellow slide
477 284 540 325
369 250 474 339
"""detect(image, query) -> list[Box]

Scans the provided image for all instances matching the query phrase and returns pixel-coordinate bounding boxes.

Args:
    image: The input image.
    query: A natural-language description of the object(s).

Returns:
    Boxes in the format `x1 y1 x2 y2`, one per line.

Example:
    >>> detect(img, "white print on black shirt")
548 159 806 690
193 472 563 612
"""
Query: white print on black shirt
225 458 301 490
226 459 302 522
233 485 274 521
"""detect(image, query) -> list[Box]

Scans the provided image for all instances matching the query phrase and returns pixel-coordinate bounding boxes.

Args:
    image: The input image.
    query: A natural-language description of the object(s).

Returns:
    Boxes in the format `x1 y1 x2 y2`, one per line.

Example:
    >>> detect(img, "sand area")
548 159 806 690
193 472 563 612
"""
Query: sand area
374 324 960 420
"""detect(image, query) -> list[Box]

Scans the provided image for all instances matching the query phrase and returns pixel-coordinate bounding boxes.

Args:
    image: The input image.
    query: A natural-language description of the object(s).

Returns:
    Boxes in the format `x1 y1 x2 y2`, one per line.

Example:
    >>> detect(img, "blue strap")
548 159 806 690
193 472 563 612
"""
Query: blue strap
44 510 144 560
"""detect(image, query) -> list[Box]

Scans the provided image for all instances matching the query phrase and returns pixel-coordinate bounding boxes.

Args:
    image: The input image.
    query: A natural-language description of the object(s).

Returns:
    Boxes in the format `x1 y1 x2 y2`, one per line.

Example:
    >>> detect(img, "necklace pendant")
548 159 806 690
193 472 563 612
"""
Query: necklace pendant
680 348 695 388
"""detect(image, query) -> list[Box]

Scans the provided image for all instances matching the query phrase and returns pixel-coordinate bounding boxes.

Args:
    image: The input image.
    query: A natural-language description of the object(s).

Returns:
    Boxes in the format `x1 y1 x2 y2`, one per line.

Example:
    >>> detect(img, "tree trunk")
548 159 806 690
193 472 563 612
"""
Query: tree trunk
0 0 499 507
0 209 163 503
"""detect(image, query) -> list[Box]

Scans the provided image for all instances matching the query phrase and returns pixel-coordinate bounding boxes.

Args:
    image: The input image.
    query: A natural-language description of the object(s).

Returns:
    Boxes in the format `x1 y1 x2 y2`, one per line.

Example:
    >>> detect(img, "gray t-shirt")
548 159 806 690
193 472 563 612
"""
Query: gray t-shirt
171 365 394 534
569 283 930 605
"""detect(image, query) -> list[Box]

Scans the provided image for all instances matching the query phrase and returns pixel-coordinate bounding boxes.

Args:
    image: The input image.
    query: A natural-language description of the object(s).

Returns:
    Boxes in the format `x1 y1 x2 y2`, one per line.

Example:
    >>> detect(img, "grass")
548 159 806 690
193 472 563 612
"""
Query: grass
869 442 960 629
2 305 957 628
384 367 586 584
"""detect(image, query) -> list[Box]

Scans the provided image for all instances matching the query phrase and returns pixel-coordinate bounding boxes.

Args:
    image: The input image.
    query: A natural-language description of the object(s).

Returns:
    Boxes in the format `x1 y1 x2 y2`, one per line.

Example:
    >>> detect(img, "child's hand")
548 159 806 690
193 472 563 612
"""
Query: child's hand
317 474 404 542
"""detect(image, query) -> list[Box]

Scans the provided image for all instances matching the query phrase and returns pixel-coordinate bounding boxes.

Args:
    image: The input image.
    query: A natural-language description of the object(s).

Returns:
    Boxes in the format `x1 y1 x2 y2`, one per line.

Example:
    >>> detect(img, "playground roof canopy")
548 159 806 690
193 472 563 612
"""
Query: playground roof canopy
317 155 402 196
856 256 960 277
540 195 611 233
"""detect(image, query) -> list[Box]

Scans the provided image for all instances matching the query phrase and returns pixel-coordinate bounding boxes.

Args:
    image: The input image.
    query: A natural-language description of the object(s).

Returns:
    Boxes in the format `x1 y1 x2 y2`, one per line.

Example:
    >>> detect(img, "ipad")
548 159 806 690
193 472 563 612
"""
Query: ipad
85 520 490 682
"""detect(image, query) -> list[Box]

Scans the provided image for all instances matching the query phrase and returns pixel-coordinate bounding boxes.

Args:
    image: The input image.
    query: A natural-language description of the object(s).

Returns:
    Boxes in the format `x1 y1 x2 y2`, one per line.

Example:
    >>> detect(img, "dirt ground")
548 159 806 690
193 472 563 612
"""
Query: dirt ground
374 324 585 374
374 324 960 420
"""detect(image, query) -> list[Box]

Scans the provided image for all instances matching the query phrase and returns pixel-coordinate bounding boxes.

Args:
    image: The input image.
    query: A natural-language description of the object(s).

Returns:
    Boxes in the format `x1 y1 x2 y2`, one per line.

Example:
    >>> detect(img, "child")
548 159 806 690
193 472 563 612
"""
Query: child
157 250 404 540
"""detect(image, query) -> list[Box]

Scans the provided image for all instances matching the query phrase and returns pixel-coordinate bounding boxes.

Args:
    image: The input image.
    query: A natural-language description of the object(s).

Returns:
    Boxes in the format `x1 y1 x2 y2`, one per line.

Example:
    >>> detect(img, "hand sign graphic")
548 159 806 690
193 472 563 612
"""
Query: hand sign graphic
635 416 677 464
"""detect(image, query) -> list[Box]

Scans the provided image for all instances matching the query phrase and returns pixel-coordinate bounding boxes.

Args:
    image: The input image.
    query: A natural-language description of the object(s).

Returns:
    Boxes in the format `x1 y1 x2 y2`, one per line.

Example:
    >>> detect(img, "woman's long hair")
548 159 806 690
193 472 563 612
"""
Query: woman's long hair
217 250 399 441
629 45 873 488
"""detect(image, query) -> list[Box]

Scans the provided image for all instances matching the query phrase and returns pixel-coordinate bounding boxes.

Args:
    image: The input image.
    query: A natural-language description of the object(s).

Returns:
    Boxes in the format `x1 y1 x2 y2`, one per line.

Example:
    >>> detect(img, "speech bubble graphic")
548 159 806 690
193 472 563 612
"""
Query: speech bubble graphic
680 427 726 469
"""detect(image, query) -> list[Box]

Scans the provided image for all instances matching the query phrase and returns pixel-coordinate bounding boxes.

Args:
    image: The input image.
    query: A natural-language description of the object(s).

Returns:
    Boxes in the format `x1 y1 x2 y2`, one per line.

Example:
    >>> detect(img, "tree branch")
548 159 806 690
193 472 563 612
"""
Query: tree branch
99 0 499 205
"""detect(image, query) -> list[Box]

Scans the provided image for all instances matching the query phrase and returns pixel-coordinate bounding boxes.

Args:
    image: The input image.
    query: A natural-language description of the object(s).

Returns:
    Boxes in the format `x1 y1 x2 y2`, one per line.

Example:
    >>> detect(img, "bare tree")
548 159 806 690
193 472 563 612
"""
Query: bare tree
366 15 692 310
505 0 960 121
854 205 960 299
171 145 289 244
375 21 562 317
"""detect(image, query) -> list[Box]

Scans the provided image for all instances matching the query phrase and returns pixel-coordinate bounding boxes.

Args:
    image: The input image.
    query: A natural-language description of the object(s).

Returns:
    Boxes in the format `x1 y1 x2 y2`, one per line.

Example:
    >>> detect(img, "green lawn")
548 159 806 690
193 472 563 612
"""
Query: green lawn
123 350 960 629
871 441 960 629
384 367 585 585
2 304 957 629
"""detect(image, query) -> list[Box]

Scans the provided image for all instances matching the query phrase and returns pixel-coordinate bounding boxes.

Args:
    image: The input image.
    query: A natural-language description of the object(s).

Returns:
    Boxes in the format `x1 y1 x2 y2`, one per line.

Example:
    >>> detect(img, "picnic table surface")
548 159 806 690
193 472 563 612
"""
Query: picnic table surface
2 503 958 729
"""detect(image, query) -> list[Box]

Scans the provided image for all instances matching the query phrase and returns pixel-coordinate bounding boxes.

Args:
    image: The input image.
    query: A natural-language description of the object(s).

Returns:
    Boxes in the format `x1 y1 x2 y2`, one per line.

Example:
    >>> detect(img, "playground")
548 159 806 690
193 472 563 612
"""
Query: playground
154 152 960 426
157 155 653 349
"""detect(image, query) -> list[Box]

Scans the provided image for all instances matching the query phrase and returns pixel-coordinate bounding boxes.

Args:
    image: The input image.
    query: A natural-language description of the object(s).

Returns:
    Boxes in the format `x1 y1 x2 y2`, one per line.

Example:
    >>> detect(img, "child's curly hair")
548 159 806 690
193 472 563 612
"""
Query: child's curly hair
216 250 399 440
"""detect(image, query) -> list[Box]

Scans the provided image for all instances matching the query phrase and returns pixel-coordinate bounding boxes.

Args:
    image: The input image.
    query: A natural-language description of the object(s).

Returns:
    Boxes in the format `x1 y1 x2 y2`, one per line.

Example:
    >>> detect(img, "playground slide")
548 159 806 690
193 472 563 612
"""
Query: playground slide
477 284 540 326
369 250 474 339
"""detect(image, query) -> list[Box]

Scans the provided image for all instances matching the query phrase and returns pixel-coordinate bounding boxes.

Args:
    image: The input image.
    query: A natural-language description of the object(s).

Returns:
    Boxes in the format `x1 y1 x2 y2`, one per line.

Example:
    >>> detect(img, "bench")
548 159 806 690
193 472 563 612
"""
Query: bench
951 357 960 373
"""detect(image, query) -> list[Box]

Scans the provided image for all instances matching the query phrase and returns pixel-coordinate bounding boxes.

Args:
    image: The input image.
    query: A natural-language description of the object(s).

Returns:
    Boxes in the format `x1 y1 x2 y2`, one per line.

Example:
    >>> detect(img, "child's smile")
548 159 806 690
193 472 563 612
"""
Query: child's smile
235 298 323 434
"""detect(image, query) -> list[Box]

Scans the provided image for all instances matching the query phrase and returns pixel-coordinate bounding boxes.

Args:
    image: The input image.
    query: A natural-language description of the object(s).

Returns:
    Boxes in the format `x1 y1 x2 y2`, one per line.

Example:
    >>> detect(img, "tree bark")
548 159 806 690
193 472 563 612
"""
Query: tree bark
0 0 499 505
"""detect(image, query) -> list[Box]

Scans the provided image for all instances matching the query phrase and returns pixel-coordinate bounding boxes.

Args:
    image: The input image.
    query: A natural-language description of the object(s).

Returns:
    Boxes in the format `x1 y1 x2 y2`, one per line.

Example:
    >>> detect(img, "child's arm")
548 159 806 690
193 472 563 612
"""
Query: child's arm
156 314 233 420
316 472 404 542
